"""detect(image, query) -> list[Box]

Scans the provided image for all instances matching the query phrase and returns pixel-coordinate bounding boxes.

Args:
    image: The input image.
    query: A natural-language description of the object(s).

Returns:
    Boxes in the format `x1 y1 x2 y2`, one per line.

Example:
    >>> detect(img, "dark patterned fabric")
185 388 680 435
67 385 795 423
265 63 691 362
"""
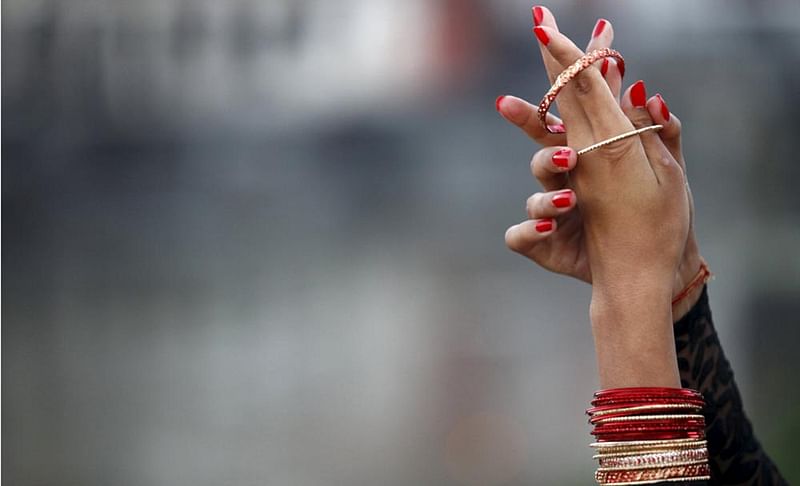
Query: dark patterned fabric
671 286 787 485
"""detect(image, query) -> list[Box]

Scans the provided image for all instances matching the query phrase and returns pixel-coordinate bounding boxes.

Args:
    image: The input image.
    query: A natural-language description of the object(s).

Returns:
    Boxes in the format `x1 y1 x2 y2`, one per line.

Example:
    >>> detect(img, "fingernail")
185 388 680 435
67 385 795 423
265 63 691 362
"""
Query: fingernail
552 190 573 208
656 93 670 121
617 58 626 78
552 148 571 168
535 219 554 233
495 95 506 112
631 80 647 108
533 26 550 45
532 6 544 27
548 123 566 134
592 19 607 38
600 58 609 77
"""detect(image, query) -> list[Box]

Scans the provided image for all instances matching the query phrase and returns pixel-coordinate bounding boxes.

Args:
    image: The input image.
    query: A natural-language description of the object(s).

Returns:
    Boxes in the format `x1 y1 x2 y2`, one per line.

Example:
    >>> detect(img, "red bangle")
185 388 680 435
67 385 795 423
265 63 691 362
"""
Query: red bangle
594 430 706 442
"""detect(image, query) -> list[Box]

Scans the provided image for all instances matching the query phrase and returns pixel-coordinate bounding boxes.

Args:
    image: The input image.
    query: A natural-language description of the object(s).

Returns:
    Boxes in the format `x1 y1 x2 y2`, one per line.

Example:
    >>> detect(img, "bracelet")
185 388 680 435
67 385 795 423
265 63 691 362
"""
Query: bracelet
589 403 703 419
587 388 710 485
537 47 625 134
671 259 712 306
577 125 663 155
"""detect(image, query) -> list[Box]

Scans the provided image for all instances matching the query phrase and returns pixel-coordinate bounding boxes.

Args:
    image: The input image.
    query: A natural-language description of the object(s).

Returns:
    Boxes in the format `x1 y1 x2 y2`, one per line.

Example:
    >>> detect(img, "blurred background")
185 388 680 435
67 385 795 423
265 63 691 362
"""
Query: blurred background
4 0 800 484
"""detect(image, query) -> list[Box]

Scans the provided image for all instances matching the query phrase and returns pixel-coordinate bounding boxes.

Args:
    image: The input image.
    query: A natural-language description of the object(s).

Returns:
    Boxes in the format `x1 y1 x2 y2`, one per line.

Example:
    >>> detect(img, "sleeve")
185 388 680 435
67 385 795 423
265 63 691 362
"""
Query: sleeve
673 286 787 485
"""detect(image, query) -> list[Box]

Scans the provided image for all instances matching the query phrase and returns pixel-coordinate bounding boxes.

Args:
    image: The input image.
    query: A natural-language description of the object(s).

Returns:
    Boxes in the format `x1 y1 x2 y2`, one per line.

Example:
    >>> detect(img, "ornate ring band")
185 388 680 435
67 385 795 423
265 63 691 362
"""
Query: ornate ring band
537 47 625 134
577 125 663 156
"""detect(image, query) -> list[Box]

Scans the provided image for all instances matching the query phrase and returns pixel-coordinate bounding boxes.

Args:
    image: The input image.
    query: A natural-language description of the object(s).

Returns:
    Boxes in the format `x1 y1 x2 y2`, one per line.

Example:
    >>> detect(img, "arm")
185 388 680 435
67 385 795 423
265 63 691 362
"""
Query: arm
675 287 787 484
500 6 784 484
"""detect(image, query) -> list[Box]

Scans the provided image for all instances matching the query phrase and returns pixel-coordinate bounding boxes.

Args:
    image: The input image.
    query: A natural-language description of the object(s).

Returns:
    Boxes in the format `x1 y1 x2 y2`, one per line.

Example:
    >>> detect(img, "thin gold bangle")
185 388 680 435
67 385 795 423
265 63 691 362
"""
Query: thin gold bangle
590 403 702 418
577 125 663 156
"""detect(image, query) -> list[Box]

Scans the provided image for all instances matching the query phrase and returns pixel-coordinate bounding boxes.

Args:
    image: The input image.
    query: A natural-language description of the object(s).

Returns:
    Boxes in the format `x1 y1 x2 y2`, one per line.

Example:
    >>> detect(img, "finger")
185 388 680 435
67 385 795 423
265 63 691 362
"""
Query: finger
647 93 685 170
531 146 577 191
602 58 623 103
620 80 683 184
505 218 556 254
532 5 562 85
526 189 576 219
496 95 567 146
533 25 630 137
585 18 622 101
585 18 613 58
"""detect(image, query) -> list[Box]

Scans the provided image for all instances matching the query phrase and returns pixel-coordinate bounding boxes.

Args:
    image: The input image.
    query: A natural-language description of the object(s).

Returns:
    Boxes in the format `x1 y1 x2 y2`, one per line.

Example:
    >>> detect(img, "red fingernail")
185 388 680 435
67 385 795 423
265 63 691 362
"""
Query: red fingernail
552 191 573 208
533 26 550 45
535 219 554 233
532 6 544 26
548 123 566 134
495 95 506 112
600 58 609 77
593 19 607 38
631 80 647 108
617 58 626 78
552 149 571 168
656 93 670 121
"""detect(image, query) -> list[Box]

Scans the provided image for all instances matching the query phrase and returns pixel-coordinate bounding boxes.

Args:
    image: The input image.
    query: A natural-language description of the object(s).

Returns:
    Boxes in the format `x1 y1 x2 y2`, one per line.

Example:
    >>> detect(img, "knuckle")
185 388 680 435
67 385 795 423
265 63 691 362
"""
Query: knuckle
526 193 543 212
573 73 594 96
596 137 640 162
626 110 654 129
504 227 518 250
531 151 549 177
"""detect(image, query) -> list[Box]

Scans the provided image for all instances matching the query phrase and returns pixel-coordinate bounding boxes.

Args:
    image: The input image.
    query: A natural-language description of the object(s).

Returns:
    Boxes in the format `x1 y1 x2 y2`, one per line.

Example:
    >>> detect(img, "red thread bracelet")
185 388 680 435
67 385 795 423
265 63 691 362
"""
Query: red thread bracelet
672 260 712 306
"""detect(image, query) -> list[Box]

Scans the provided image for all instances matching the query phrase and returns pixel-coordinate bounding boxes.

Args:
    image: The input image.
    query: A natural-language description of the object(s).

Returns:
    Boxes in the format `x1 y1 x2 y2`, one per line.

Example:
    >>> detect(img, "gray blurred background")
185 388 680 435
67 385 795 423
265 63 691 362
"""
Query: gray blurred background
4 0 800 484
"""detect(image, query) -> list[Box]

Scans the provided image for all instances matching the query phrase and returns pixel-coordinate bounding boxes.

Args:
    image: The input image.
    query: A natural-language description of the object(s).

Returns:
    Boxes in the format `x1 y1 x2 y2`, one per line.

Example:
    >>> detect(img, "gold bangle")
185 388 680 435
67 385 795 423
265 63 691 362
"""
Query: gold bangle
577 125 663 156
598 449 708 470
537 48 625 133
590 403 702 418
595 462 711 484
591 438 706 449
593 442 708 459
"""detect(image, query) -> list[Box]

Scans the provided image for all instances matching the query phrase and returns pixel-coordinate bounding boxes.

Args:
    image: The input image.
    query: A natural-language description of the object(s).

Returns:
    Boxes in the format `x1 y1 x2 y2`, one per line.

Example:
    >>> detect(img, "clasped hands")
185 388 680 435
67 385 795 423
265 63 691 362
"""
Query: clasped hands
498 7 703 323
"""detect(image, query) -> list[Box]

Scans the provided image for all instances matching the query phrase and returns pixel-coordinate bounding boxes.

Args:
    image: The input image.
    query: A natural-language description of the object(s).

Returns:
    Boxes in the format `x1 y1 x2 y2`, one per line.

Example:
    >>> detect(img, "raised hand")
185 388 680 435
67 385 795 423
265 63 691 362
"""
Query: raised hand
499 8 703 320
501 6 695 387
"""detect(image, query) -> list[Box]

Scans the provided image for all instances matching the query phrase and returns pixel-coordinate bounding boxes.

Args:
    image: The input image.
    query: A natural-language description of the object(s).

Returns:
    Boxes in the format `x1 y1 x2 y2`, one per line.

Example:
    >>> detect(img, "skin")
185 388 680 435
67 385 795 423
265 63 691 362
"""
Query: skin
497 13 703 322
499 8 701 389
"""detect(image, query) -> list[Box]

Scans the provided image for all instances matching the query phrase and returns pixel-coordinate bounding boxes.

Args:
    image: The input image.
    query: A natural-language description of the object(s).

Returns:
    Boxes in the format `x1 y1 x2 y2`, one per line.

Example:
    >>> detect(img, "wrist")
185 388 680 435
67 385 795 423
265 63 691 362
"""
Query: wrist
672 242 703 321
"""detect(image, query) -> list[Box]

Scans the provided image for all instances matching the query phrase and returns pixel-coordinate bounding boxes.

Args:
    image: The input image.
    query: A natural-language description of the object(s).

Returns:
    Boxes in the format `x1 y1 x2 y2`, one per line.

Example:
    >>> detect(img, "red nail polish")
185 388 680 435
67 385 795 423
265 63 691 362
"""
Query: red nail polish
552 149 571 168
593 19 607 38
533 26 550 45
495 95 506 112
656 94 670 121
600 58 609 77
617 58 626 78
535 219 554 233
532 6 544 27
552 191 572 208
631 80 647 108
548 123 566 134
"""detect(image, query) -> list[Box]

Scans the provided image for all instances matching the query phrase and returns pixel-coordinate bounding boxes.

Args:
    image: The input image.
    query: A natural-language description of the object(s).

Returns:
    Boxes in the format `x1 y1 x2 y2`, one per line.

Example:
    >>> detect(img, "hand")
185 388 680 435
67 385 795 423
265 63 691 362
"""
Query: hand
500 7 693 386
499 10 702 319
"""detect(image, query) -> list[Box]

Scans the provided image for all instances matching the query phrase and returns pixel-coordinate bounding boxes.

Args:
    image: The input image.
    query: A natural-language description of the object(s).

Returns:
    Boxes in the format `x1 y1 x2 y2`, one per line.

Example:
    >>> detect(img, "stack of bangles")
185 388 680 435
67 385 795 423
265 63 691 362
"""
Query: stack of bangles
587 388 710 485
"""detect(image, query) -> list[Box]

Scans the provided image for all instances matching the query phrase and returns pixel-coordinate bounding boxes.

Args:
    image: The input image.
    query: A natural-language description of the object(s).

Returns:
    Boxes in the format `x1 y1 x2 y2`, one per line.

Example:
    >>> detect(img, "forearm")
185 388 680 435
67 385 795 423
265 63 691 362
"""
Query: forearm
591 279 681 389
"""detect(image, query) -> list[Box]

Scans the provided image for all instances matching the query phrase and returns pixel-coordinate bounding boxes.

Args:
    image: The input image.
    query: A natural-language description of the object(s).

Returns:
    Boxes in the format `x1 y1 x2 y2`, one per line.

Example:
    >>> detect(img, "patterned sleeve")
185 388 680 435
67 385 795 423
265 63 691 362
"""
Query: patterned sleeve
672 286 787 485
